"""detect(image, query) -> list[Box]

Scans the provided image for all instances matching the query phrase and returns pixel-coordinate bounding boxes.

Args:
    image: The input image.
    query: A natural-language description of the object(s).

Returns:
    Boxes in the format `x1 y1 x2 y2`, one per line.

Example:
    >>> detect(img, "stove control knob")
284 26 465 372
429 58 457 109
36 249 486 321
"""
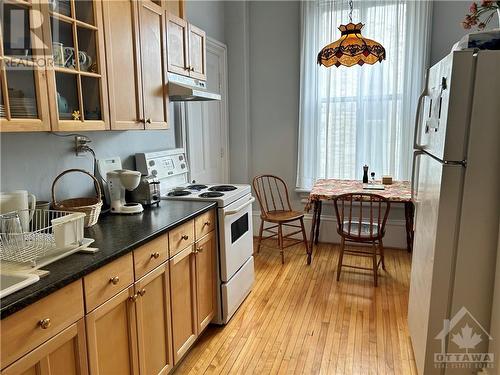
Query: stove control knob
151 169 158 176
180 163 186 169
179 155 184 161
149 160 155 167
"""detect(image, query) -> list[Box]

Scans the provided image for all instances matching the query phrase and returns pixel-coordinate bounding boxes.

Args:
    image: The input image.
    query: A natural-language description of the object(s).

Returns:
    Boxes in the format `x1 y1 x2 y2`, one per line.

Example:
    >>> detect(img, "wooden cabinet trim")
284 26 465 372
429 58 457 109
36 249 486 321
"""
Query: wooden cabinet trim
102 0 144 130
135 262 174 375
85 285 139 375
1 319 88 375
0 280 84 369
187 23 206 81
83 252 134 312
165 12 189 76
133 233 169 280
195 231 216 333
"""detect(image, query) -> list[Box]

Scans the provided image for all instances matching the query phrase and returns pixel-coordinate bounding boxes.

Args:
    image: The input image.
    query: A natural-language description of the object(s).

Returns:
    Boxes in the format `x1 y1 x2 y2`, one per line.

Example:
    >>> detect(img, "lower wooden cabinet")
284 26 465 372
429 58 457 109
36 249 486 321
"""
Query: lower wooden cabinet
135 263 174 375
86 286 139 375
1 319 88 375
170 246 198 364
170 230 217 364
195 231 216 333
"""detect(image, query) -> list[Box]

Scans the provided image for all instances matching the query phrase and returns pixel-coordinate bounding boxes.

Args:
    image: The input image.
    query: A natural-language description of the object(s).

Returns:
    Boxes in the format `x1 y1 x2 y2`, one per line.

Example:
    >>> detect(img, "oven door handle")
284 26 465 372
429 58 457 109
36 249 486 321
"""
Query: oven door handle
224 197 255 216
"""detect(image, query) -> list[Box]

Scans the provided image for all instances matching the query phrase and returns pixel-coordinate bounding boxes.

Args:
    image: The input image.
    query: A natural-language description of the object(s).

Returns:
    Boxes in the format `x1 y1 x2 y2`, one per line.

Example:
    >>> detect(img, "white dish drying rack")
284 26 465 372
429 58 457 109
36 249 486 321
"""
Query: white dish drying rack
0 208 94 269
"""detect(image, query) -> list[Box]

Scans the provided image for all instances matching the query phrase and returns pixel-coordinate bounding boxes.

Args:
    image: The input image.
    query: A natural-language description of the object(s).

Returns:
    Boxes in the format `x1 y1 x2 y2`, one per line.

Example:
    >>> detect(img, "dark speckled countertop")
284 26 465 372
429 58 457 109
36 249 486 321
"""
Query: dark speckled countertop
0 200 216 319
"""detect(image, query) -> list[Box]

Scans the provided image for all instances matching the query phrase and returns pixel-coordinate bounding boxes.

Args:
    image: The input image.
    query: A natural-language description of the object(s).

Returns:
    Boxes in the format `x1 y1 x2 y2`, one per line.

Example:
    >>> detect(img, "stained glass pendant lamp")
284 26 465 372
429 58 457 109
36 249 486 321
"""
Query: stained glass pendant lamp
317 0 386 67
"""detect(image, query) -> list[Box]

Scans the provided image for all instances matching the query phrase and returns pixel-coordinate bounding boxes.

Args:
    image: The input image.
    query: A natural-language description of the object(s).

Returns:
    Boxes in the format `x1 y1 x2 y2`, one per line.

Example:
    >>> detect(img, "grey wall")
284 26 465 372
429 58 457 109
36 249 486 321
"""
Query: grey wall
0 131 176 201
185 0 225 42
430 1 499 65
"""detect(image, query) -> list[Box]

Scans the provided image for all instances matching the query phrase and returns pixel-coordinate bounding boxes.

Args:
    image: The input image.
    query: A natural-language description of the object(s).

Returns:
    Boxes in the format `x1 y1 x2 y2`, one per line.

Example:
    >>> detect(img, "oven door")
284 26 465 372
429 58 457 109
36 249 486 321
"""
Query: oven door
218 195 255 282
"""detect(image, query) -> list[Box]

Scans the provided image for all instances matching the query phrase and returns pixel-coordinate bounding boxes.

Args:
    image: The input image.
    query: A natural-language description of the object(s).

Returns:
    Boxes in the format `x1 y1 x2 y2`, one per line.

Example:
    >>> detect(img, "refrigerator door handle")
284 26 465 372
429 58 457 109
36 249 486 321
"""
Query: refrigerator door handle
413 70 429 150
411 150 425 202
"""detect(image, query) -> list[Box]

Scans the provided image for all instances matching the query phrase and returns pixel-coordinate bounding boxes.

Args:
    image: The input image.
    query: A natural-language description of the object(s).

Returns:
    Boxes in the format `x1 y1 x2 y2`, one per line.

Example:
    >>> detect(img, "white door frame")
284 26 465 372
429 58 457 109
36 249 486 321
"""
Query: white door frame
184 37 230 183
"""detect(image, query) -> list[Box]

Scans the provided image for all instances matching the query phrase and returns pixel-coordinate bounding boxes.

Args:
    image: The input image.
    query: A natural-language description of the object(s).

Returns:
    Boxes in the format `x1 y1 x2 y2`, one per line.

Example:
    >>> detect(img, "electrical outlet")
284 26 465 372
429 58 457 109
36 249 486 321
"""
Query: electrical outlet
75 135 92 156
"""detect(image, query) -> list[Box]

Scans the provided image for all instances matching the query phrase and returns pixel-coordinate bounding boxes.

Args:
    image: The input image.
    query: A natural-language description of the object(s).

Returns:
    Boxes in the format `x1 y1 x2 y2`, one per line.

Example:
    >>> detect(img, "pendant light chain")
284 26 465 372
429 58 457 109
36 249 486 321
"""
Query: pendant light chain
348 0 353 23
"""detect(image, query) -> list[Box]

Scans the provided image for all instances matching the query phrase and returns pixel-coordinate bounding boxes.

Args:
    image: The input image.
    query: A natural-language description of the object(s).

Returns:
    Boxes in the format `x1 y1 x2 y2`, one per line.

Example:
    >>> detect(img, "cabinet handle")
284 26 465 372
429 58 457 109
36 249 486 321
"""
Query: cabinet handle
110 276 120 285
138 288 146 297
39 318 51 329
151 252 160 259
203 221 211 227
181 235 189 240
146 118 152 124
129 294 138 302
196 247 203 253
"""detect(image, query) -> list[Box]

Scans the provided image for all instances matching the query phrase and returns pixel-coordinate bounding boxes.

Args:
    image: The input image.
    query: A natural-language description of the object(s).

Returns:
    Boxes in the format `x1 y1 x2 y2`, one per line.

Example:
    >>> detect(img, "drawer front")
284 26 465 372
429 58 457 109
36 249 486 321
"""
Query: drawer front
0 280 84 369
84 253 134 312
134 234 168 279
195 210 215 240
169 220 194 258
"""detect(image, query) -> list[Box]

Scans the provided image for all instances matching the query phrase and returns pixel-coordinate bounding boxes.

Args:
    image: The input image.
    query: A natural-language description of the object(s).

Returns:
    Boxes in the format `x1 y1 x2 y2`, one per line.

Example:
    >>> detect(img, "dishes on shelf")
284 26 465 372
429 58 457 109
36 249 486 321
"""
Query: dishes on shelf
0 104 5 118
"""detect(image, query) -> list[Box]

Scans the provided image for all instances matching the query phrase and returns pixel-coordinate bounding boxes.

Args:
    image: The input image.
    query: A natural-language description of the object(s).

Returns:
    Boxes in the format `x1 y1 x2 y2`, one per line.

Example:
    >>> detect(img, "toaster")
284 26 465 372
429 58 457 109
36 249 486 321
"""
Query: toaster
129 175 161 206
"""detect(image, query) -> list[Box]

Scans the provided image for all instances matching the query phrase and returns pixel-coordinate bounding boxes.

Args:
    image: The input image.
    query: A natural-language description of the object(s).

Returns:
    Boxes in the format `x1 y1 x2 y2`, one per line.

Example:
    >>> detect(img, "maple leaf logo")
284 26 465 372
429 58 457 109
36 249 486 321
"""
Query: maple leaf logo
451 324 482 352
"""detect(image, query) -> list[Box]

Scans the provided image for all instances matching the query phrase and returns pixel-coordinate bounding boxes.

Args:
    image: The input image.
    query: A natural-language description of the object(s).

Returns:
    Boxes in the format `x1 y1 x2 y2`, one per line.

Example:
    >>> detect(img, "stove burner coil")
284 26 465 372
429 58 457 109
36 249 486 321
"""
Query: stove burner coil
187 184 208 191
199 192 224 198
208 185 237 192
167 190 191 197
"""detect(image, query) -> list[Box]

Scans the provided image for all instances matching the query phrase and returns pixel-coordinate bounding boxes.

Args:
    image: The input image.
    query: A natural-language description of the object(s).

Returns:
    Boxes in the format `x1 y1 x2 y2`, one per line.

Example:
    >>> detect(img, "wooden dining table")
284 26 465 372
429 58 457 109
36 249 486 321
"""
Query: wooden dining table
304 179 414 264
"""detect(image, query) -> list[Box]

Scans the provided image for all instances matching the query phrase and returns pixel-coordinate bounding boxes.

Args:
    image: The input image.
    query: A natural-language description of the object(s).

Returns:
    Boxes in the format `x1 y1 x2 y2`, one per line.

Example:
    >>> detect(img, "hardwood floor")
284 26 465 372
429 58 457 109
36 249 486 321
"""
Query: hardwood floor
174 240 417 374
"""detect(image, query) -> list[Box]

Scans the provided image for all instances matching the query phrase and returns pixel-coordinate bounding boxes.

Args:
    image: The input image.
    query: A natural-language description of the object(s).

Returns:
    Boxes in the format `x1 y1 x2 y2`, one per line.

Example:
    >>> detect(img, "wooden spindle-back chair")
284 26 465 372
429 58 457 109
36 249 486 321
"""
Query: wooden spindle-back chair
333 193 390 286
253 175 308 264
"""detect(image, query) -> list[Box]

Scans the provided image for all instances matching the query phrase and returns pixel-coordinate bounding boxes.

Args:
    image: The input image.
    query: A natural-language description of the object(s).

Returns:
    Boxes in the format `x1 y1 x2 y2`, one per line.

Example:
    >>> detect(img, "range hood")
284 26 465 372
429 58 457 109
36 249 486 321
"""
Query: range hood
167 73 221 102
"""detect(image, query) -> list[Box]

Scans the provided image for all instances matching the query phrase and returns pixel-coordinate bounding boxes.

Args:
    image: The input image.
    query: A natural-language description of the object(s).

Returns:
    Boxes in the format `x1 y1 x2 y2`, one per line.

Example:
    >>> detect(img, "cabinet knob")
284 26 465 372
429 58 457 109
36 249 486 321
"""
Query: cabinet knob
39 318 51 329
196 247 203 253
181 235 189 241
151 252 160 259
203 221 211 227
190 66 195 72
138 288 146 297
129 294 138 302
146 118 152 124
109 276 120 285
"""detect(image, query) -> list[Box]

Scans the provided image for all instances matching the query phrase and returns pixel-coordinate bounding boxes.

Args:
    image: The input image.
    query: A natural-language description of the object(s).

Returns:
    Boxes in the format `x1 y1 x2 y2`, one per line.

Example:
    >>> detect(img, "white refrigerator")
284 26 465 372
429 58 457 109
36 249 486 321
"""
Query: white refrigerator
408 50 500 375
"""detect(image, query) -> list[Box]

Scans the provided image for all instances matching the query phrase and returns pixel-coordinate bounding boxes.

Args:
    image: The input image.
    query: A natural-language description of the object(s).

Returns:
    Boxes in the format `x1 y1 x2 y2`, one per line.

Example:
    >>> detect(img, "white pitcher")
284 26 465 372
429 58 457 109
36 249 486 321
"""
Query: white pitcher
0 190 37 232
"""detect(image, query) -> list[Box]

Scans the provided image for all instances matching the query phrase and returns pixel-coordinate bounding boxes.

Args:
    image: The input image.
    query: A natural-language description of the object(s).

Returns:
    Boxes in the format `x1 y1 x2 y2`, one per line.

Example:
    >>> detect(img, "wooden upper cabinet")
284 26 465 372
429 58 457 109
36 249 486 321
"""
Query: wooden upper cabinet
195 231 216 333
170 245 198 364
135 263 174 375
102 0 143 130
1 320 88 375
166 13 207 81
188 24 206 81
166 13 189 76
138 1 169 129
0 0 51 132
42 0 109 131
86 287 139 375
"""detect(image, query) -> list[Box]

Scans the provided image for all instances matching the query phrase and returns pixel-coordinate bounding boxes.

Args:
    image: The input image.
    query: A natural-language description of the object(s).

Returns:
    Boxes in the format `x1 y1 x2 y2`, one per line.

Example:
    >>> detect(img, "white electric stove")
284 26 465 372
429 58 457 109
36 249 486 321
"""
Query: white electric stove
135 149 255 324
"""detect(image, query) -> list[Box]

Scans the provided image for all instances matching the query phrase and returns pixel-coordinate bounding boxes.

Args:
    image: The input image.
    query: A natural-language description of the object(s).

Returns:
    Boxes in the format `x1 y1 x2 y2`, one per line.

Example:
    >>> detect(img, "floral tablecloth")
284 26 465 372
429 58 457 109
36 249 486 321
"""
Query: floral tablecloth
305 179 412 211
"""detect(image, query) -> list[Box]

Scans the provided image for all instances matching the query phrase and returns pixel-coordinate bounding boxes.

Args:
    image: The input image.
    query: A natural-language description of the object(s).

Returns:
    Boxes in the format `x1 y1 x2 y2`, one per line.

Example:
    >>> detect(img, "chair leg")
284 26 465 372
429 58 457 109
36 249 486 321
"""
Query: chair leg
372 242 378 287
256 219 264 253
299 218 310 264
278 224 284 264
336 237 345 281
379 238 386 271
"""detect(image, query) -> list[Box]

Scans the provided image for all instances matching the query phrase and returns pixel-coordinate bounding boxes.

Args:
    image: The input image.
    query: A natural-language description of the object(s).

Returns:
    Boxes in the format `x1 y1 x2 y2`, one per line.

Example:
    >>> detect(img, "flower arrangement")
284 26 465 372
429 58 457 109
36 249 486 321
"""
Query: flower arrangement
462 0 500 29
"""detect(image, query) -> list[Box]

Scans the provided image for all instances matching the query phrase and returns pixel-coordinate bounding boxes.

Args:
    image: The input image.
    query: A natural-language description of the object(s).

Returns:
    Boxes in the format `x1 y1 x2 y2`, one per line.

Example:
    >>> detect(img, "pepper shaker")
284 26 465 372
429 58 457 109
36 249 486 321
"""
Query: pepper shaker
363 165 369 183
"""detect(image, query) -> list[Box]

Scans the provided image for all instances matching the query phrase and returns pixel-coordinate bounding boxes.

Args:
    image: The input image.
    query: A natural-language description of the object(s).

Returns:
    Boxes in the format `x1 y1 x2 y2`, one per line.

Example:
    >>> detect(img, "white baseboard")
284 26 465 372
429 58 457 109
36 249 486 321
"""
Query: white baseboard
252 211 409 250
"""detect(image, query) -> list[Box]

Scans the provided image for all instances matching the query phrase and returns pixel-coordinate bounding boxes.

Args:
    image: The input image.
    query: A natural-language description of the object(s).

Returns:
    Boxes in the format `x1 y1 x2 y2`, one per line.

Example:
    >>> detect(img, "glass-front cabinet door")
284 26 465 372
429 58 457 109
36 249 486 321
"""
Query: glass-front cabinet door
0 0 51 131
43 0 108 130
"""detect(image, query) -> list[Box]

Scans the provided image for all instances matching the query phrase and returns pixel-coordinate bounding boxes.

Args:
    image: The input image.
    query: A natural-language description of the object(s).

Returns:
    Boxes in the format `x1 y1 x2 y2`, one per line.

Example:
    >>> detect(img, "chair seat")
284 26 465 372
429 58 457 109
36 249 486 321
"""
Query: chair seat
263 210 304 223
341 221 380 238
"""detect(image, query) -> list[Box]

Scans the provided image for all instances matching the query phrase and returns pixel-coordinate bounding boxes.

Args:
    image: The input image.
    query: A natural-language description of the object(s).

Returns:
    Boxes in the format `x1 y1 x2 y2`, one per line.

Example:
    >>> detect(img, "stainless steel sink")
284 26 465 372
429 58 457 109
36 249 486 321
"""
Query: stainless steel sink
0 272 40 299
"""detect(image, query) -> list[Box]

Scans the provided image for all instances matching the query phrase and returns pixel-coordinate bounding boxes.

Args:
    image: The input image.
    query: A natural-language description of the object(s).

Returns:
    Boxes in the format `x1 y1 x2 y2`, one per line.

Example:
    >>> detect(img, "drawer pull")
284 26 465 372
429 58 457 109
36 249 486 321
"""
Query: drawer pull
39 318 51 329
145 118 152 124
196 247 204 253
138 288 146 297
151 252 160 259
129 294 138 302
203 221 211 227
109 276 120 285
181 235 189 241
